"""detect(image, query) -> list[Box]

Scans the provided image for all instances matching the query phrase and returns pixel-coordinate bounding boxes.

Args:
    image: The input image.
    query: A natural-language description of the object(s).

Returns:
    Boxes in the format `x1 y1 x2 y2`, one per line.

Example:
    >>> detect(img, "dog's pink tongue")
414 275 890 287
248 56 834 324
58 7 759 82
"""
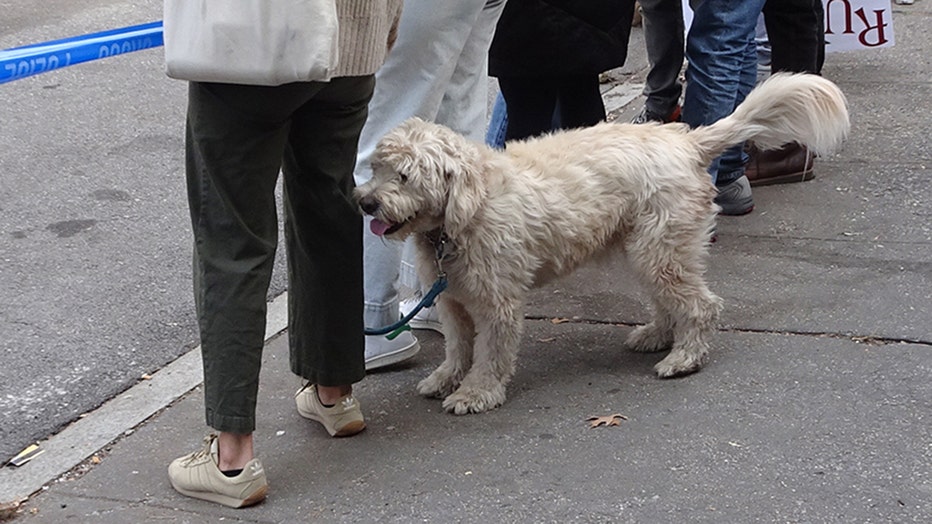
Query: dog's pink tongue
369 219 391 236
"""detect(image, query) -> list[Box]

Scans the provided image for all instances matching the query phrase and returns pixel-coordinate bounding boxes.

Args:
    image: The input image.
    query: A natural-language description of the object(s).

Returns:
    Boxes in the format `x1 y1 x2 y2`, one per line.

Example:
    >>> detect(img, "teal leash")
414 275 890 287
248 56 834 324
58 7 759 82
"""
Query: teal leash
363 276 447 339
363 228 451 340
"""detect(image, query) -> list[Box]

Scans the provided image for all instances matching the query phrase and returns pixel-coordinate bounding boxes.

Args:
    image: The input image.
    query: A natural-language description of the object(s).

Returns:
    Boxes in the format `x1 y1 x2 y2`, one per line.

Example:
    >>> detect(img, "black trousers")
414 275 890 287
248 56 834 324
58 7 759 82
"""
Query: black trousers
763 0 825 74
497 74 606 141
185 76 374 433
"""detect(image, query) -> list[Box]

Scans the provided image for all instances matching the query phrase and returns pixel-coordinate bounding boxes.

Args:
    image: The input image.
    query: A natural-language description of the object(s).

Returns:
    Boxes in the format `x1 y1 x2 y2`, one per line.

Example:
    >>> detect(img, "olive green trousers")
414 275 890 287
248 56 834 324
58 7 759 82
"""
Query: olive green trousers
185 76 374 433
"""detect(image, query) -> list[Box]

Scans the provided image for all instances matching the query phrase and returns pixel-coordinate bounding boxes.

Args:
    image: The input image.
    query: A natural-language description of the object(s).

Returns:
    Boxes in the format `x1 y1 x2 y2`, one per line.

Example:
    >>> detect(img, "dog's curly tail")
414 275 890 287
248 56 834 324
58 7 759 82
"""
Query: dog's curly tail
690 73 850 164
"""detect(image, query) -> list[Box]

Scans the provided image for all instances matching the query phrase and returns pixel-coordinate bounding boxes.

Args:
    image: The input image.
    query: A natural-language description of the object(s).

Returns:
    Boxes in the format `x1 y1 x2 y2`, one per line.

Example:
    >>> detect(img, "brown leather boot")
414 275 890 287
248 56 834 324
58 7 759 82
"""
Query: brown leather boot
744 143 815 187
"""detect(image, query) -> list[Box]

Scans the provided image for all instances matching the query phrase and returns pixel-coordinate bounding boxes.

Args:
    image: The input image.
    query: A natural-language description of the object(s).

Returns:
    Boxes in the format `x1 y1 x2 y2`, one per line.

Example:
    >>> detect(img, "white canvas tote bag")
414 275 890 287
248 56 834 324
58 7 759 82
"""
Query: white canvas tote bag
163 0 339 86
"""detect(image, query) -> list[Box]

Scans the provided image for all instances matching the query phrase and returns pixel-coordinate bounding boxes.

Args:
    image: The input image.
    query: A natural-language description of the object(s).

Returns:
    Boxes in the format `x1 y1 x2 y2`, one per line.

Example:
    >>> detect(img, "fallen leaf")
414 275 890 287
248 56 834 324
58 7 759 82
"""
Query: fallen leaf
91 455 101 465
550 318 570 324
587 413 628 428
141 373 152 380
537 337 556 342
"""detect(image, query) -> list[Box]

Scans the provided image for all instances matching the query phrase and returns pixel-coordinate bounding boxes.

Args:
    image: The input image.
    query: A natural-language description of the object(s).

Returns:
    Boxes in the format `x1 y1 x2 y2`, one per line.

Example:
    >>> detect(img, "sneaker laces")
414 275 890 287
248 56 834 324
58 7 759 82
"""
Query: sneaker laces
631 105 681 124
631 107 654 124
295 382 313 398
182 434 217 466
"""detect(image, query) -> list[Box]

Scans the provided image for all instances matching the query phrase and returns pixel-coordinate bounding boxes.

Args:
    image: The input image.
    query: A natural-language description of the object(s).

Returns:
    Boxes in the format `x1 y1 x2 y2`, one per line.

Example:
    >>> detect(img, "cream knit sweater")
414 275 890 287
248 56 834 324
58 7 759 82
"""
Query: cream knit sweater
333 0 404 78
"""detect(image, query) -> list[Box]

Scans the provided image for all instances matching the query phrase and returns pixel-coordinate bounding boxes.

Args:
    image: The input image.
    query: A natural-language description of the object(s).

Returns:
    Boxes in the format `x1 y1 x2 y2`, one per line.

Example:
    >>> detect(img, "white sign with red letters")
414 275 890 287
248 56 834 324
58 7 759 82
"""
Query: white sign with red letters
681 0 895 53
823 0 895 51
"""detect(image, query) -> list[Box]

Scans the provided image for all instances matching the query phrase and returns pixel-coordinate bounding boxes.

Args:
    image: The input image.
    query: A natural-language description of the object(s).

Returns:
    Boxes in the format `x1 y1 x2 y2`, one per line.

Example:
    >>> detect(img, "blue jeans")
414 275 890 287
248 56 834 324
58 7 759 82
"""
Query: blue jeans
484 90 565 149
681 0 765 185
485 91 508 148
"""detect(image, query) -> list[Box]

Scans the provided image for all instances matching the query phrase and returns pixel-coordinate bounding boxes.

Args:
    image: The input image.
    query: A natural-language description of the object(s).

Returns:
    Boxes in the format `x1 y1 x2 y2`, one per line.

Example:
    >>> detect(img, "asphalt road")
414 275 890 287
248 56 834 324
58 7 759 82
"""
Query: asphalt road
0 0 289 463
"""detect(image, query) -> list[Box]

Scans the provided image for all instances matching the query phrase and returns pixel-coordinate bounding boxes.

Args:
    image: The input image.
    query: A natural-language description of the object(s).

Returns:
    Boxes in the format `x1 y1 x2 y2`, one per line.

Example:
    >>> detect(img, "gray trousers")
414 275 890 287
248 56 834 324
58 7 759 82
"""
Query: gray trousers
639 0 685 115
185 76 374 433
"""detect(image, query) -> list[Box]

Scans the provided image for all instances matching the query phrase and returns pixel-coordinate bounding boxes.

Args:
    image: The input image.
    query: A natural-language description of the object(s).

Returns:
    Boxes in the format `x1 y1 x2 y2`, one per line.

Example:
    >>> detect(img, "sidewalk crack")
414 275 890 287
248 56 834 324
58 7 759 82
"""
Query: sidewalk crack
526 316 932 347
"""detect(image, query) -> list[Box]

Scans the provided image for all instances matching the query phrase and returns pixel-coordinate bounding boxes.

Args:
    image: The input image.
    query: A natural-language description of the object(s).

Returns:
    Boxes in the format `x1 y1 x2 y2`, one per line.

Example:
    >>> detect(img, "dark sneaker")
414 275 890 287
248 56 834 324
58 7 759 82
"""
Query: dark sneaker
631 104 681 124
714 175 754 216
745 143 815 187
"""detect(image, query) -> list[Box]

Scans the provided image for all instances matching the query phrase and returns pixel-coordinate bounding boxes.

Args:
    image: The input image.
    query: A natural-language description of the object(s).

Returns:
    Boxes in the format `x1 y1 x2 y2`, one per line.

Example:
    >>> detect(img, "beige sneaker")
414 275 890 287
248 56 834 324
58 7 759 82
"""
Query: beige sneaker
168 434 268 508
295 384 366 437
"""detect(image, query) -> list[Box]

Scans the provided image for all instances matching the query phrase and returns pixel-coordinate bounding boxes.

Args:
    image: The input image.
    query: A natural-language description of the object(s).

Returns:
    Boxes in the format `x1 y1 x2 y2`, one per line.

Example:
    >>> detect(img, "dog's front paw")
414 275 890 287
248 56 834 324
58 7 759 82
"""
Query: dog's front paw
442 384 506 415
625 323 674 353
654 348 706 378
417 366 461 398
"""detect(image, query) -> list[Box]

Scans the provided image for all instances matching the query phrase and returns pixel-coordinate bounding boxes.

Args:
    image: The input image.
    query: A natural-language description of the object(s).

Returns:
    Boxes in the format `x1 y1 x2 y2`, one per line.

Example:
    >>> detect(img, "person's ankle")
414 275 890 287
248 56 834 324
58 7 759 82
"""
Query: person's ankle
217 431 254 471
317 384 352 406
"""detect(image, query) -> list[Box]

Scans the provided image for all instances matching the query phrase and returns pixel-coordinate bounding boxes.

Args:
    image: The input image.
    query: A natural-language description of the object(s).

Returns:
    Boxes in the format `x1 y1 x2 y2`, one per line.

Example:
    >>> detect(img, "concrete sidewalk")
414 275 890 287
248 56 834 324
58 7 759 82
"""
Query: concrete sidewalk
4 3 931 523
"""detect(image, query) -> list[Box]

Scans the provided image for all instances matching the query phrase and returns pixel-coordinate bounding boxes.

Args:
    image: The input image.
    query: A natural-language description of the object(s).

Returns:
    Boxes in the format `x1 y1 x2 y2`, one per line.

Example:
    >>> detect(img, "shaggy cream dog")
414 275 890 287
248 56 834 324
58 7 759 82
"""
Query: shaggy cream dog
355 73 849 415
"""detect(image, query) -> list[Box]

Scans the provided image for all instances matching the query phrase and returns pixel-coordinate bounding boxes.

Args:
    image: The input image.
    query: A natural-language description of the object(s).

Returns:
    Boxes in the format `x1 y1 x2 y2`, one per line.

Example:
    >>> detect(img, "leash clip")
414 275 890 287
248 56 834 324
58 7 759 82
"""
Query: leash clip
432 228 450 277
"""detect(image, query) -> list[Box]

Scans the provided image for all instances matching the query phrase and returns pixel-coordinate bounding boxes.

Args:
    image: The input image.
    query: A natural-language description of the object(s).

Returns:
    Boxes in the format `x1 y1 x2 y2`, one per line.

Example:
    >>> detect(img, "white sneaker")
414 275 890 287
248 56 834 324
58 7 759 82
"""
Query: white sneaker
365 330 420 371
399 297 443 334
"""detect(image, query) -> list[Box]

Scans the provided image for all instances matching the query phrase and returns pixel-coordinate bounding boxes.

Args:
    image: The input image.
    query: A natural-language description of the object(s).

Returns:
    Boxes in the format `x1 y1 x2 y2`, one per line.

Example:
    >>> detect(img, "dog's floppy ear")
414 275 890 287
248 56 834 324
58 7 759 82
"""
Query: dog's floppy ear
443 153 486 239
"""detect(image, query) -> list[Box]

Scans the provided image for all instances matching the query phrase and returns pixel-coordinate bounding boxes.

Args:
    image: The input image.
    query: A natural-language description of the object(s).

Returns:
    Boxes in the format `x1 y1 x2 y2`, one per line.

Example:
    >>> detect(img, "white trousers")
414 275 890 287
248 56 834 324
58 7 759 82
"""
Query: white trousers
354 0 507 328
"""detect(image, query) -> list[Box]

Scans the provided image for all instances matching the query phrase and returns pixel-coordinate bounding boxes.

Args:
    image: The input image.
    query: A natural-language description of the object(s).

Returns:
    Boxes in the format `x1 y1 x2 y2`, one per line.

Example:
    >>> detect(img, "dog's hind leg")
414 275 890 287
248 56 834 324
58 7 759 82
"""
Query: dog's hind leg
652 284 721 378
625 300 675 353
624 227 723 378
441 300 524 415
417 297 475 398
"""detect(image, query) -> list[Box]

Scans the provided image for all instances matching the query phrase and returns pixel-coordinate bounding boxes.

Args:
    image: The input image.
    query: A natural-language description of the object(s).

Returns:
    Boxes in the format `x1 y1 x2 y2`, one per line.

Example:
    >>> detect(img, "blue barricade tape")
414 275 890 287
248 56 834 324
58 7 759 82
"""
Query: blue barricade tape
0 21 163 85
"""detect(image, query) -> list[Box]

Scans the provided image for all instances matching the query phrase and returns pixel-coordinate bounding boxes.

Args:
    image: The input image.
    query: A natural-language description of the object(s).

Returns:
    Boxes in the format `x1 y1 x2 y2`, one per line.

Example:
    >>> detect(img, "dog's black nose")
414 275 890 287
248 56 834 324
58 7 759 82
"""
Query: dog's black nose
358 196 380 215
